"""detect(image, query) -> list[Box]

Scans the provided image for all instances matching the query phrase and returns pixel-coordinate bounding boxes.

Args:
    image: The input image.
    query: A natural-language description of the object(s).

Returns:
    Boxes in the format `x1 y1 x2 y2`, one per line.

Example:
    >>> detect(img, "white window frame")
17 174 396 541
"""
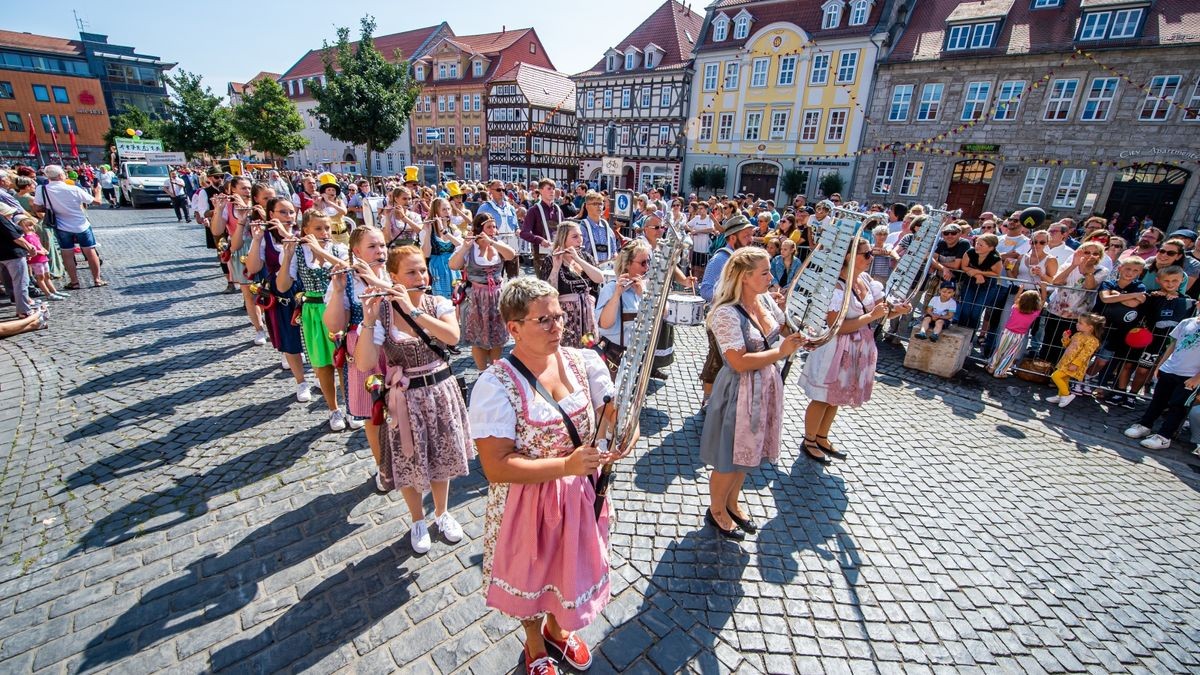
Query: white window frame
836 51 858 84
751 58 770 88
724 62 740 90
1079 12 1110 41
946 25 970 51
620 126 630 146
585 91 595 110
810 54 830 85
993 80 1024 121
769 110 788 140
1110 8 1143 39
1043 78 1078 121
916 83 943 121
415 67 425 82
473 61 484 77
889 84 913 122
640 87 651 108
661 87 671 106
800 110 821 142
898 161 923 196
474 94 482 111
969 23 997 49
823 4 842 29
625 52 636 70
438 63 447 79
872 161 894 194
825 109 848 143
448 127 455 145
1184 76 1200 122
717 112 734 142
606 55 617 72
744 111 763 141
1139 75 1181 121
778 56 797 86
1080 77 1118 122
734 17 751 40
447 95 456 112
438 95 446 113
713 18 729 42
703 63 719 91
1032 0 1060 7
1052 169 1086 208
621 88 631 109
586 125 596 146
449 63 458 78
961 81 991 121
699 113 714 142
603 89 613 109
473 126 480 145
1019 167 1050 205
659 125 671 146
849 0 870 26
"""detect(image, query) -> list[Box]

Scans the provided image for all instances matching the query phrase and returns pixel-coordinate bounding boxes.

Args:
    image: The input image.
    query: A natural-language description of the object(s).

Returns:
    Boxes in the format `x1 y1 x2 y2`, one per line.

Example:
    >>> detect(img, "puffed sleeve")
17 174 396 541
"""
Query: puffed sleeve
711 305 745 352
432 295 455 318
867 274 886 305
827 285 846 313
468 370 517 440
580 348 615 409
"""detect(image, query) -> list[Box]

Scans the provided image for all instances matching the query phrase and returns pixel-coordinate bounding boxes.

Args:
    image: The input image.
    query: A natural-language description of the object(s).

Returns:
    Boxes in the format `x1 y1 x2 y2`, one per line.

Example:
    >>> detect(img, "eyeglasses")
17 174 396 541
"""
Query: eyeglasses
1106 244 1123 250
633 258 651 266
1032 240 1049 245
516 313 566 331
1160 249 1183 256
858 249 873 258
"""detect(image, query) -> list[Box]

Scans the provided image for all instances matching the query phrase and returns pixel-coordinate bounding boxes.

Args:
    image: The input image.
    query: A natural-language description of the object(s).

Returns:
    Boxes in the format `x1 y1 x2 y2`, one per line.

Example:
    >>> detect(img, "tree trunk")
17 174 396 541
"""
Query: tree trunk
365 143 374 180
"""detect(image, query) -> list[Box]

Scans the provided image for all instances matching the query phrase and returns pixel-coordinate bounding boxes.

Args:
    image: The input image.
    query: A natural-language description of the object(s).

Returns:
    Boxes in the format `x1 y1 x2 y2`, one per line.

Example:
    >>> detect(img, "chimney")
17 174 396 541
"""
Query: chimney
501 25 506 34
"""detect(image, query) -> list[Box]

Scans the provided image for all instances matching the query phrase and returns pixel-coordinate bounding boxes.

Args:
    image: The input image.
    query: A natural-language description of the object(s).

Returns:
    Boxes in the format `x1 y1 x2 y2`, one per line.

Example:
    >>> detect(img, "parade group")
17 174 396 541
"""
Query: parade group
4 158 1199 675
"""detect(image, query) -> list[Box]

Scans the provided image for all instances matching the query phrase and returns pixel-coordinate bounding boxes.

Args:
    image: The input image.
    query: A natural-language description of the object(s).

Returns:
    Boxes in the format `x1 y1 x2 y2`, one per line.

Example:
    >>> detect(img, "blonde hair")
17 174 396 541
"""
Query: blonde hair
499 276 557 322
707 247 770 328
614 240 652 276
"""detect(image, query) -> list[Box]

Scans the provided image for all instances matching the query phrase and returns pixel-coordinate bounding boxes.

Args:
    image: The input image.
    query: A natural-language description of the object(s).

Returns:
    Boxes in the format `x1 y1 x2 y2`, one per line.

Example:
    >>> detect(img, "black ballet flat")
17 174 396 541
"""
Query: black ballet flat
704 508 745 540
816 435 847 460
802 437 833 465
728 510 757 534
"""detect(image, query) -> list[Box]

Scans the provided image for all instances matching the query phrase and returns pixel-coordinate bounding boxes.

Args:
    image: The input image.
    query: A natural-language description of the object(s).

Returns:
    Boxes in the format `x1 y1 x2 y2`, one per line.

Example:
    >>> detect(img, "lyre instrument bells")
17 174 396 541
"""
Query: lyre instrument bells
881 206 963 310
780 204 884 380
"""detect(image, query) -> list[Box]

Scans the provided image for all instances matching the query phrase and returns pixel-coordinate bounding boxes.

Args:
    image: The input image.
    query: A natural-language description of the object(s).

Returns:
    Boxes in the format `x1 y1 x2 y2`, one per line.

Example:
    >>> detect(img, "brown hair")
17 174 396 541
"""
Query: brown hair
386 244 423 275
1016 289 1043 314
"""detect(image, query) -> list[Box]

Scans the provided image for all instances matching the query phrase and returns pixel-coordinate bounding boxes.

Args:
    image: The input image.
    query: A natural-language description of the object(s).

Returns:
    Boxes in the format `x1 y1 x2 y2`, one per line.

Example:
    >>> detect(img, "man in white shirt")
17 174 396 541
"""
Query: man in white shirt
32 164 105 288
164 169 188 222
99 166 118 208
886 203 908 234
1046 220 1076 269
267 170 292 198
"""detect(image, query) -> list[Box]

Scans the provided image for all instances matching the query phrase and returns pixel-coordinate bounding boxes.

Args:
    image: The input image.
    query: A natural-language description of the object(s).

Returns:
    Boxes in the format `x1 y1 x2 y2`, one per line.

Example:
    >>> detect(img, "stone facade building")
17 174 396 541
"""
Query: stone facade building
485 63 577 185
851 0 1200 229
572 0 704 193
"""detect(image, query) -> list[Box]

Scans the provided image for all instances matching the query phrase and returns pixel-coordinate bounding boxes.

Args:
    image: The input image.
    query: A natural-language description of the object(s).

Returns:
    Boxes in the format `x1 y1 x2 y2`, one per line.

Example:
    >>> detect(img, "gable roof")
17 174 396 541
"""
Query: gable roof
416 28 554 85
494 62 577 111
890 0 1200 62
578 0 705 76
695 0 884 53
229 71 280 95
280 24 445 80
444 28 532 56
0 29 81 57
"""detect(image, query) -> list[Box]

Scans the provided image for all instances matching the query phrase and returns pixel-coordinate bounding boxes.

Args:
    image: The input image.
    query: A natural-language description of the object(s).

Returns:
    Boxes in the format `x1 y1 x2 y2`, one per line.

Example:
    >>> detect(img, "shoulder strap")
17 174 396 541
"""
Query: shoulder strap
504 354 583 449
41 184 54 211
731 303 770 348
393 299 450 364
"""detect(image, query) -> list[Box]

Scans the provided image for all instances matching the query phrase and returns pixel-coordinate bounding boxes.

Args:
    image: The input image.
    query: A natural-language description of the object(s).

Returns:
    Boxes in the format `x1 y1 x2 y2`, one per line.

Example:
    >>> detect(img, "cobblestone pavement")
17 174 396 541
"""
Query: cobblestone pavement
0 207 1197 674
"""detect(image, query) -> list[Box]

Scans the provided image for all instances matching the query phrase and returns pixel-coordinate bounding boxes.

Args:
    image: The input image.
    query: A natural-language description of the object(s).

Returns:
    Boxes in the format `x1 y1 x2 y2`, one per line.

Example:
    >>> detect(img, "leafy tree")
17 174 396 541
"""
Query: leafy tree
819 172 845 198
103 107 162 151
309 16 422 179
707 167 727 195
232 78 308 160
781 168 808 201
689 166 709 196
160 70 240 158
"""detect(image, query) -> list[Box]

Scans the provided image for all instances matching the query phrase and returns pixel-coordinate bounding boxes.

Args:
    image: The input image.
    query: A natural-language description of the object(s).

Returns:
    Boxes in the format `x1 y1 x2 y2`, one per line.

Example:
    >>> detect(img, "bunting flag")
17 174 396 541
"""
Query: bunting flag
26 114 39 159
65 117 79 158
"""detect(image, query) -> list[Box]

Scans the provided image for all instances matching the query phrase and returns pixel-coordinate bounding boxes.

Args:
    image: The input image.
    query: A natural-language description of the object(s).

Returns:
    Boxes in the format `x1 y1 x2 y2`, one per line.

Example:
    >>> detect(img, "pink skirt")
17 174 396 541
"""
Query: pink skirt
484 475 611 631
345 327 385 418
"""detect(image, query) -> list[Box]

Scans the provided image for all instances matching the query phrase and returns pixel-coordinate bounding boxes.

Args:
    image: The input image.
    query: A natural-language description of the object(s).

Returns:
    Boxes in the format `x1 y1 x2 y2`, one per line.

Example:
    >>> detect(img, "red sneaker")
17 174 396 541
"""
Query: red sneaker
541 623 593 671
525 652 559 675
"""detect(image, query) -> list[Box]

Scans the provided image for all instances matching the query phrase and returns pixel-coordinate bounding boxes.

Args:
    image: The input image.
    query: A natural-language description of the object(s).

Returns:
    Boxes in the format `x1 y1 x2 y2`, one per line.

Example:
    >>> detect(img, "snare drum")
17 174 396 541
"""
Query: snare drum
665 294 706 326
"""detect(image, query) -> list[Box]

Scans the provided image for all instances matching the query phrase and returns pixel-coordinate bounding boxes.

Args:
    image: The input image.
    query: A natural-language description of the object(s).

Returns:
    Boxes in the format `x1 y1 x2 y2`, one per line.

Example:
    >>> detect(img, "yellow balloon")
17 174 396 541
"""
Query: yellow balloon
126 128 135 136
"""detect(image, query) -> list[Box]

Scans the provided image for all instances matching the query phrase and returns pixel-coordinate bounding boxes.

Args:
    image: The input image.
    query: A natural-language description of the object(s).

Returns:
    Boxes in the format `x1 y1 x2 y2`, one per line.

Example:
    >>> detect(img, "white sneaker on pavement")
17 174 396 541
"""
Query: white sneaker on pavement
410 520 432 554
436 512 464 543
281 355 290 370
1124 424 1153 439
1057 394 1076 408
346 416 365 430
1140 434 1171 450
253 329 267 346
1046 395 1061 403
296 381 313 402
329 409 347 431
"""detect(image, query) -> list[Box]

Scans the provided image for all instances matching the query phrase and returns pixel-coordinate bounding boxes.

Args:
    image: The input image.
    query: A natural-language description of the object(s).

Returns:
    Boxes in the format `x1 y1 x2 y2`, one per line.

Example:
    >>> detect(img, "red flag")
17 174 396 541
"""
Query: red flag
65 117 79 158
26 114 39 158
47 117 62 160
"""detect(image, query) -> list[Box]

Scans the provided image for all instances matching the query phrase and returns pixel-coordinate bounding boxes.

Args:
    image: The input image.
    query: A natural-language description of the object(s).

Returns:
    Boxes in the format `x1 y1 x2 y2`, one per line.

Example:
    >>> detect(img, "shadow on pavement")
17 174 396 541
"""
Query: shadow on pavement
67 343 245 396
103 306 241 337
86 323 243 365
94 293 218 318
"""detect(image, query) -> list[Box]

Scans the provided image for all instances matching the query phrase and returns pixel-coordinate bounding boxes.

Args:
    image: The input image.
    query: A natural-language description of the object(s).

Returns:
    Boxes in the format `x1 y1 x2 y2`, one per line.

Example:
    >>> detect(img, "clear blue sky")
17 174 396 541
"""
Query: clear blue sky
10 1 675 98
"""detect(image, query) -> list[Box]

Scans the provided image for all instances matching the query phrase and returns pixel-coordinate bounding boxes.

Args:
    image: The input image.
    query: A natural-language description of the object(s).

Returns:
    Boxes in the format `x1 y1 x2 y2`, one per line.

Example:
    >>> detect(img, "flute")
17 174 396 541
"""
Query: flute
360 286 430 299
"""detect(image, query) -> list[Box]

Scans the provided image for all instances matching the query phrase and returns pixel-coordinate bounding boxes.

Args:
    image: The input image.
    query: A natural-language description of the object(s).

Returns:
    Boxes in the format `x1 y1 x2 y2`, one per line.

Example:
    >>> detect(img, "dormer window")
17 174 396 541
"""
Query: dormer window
945 22 998 50
1078 7 1145 41
448 62 459 78
473 60 484 77
606 54 617 72
822 0 844 29
848 0 871 26
625 52 636 70
645 52 657 69
733 13 751 39
713 15 730 41
1032 0 1061 7
437 63 447 79
415 66 425 82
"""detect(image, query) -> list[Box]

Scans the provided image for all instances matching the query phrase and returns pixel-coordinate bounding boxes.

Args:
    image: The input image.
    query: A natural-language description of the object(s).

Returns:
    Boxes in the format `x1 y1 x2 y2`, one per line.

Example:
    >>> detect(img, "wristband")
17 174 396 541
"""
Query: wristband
372 323 386 346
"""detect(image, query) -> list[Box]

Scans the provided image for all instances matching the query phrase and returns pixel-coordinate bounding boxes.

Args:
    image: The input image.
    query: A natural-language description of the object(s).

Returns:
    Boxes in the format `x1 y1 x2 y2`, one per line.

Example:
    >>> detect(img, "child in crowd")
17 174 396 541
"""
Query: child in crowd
18 216 67 300
987 289 1042 378
1131 265 1196 395
916 281 957 341
1047 313 1105 408
1124 313 1200 450
1087 256 1147 404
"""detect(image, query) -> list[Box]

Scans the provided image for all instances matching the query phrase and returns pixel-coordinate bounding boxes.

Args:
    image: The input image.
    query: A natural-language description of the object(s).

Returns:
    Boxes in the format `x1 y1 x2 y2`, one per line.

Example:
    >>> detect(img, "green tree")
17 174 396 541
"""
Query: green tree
232 78 308 160
781 168 808 202
103 108 162 151
819 172 845 198
160 70 240 159
309 16 422 179
689 166 709 196
707 167 727 195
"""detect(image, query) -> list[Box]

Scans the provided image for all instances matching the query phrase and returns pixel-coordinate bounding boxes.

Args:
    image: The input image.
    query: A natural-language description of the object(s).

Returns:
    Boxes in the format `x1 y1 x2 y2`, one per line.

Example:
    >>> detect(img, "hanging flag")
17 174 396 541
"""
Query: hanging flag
26 114 39 158
66 117 79 158
47 116 62 160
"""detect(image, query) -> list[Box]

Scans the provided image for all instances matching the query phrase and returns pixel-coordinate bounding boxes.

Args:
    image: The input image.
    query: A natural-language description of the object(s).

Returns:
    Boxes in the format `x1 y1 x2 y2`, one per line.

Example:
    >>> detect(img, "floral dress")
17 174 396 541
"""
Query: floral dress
699 298 785 471
468 348 615 631
800 272 884 407
378 294 474 492
461 244 508 349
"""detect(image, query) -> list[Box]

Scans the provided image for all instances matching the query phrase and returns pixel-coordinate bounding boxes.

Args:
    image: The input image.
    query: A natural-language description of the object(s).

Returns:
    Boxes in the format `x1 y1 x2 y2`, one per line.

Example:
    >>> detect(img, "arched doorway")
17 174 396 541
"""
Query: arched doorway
945 160 994 219
1106 163 1189 228
738 162 780 199
622 166 635 190
343 150 357 162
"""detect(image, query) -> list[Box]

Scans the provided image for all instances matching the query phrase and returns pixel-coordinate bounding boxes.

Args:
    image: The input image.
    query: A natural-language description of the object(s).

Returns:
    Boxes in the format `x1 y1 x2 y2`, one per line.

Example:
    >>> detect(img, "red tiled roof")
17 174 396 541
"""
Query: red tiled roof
494 62 577 111
415 29 554 86
229 72 280 95
890 0 1200 62
445 29 531 55
695 0 884 53
280 24 445 80
0 29 81 56
578 0 705 76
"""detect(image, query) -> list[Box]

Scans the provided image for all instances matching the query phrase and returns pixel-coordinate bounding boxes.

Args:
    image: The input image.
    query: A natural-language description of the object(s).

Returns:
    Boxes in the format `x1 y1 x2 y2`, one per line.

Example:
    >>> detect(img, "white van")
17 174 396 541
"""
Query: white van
119 162 171 208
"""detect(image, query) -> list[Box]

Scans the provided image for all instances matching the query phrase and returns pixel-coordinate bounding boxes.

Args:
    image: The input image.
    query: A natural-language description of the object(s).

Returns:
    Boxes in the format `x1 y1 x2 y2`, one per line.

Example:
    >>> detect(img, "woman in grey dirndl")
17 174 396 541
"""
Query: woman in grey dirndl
699 248 807 540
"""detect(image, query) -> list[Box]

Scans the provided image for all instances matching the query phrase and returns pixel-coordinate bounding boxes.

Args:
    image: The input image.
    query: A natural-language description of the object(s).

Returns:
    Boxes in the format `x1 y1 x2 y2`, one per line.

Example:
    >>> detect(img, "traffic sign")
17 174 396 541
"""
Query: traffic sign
613 189 633 220
601 156 623 176
425 129 442 142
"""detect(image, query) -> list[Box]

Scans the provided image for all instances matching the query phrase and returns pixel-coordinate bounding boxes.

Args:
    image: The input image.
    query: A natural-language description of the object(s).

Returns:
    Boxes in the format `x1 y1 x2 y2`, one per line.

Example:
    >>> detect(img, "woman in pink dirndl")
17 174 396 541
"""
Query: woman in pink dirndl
469 277 630 675
799 237 912 462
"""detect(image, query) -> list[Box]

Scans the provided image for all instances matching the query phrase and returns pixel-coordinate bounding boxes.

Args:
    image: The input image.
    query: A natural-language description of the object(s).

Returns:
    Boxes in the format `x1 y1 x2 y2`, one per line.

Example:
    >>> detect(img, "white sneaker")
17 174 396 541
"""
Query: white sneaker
346 415 365 430
410 520 432 554
253 329 267 346
329 409 347 431
296 381 313 402
281 355 290 370
1140 434 1171 450
1057 394 1076 408
436 512 464 543
374 471 387 493
1124 424 1153 439
1046 395 1061 403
